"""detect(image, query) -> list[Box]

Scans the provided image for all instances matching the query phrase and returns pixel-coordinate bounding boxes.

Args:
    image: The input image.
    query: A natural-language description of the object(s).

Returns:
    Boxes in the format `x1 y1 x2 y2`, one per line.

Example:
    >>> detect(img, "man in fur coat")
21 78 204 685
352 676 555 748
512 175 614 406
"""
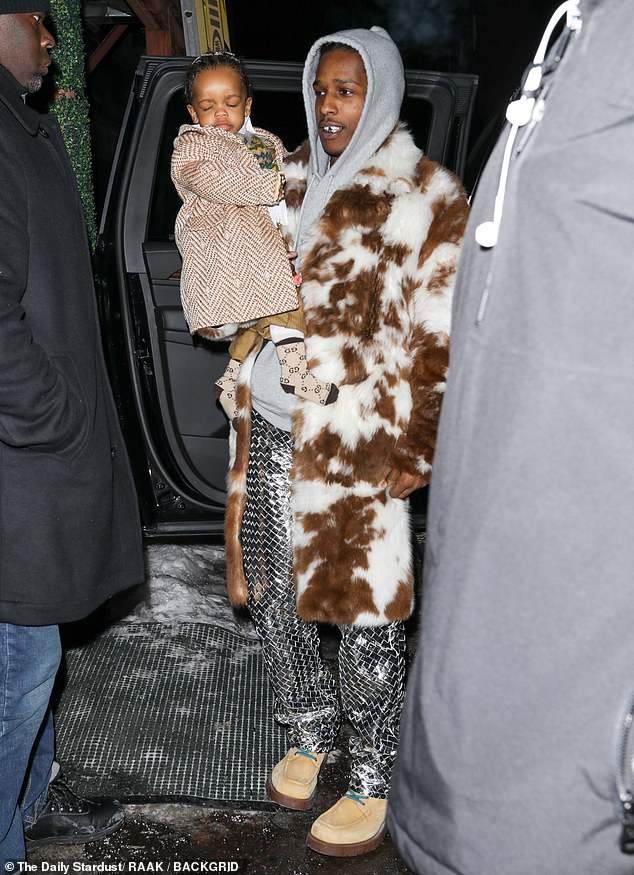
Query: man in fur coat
221 26 467 857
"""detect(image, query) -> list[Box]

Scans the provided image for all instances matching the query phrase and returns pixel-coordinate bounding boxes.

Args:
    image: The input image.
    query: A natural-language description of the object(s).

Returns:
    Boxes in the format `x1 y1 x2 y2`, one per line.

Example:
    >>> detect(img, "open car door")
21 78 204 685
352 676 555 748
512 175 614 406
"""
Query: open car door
95 56 478 536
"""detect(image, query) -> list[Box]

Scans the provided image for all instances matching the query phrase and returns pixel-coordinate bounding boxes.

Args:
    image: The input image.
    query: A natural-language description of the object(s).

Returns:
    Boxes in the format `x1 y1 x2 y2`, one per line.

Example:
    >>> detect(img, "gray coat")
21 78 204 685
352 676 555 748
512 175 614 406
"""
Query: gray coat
0 64 144 625
388 2 634 873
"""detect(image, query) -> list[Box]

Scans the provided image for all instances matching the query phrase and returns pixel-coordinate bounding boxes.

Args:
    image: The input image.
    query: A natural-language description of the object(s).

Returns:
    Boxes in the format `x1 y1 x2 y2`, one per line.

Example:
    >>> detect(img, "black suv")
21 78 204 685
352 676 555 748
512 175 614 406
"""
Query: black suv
95 56 478 538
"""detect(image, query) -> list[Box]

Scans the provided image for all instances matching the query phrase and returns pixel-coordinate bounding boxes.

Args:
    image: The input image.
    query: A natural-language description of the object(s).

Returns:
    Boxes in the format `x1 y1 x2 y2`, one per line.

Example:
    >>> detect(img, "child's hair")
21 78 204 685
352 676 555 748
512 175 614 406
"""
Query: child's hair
184 52 252 105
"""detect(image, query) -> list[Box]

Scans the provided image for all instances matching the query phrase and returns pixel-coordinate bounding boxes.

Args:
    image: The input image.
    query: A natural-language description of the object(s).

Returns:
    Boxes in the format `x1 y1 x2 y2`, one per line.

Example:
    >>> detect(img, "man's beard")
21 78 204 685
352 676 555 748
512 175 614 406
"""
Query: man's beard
25 75 44 93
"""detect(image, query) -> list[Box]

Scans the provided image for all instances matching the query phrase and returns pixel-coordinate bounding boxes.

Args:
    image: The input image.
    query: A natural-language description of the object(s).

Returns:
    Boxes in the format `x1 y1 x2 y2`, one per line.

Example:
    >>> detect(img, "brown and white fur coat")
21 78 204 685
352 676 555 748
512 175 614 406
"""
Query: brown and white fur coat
225 124 468 627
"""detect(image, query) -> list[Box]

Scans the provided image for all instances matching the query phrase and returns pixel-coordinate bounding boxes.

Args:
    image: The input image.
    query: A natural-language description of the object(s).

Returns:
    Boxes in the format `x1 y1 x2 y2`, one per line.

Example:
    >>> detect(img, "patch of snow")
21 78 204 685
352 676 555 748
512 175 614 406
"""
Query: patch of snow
119 544 257 639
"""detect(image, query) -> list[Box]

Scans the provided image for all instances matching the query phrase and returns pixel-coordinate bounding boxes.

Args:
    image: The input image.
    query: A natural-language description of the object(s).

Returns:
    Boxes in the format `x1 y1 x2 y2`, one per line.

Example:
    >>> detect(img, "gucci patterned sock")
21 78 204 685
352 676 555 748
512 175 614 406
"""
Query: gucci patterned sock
214 357 242 421
275 338 338 406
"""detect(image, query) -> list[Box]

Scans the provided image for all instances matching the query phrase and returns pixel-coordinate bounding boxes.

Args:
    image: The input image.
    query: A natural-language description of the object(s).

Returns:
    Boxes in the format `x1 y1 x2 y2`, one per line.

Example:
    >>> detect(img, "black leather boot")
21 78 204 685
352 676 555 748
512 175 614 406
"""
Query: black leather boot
24 774 124 848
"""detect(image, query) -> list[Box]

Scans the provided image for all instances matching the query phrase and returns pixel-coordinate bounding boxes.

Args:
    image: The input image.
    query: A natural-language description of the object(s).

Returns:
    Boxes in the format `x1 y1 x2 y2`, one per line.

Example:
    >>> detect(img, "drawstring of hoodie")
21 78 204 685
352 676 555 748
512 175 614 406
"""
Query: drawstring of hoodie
475 0 582 250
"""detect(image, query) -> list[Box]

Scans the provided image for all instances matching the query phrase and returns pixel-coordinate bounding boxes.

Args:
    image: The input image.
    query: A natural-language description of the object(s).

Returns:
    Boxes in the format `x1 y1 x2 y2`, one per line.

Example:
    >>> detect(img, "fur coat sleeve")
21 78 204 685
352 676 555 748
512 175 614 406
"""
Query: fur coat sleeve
388 163 467 480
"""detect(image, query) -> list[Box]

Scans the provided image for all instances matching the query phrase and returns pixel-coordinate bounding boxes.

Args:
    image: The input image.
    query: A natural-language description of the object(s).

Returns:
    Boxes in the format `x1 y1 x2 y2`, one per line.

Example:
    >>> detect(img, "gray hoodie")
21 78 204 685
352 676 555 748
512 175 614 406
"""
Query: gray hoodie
294 26 405 261
250 26 405 430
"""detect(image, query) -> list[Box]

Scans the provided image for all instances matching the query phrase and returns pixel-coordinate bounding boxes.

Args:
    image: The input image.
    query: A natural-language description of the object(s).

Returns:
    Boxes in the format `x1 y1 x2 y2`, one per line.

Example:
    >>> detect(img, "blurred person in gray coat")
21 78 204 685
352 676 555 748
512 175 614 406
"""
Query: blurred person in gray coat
0 1 144 865
388 1 634 873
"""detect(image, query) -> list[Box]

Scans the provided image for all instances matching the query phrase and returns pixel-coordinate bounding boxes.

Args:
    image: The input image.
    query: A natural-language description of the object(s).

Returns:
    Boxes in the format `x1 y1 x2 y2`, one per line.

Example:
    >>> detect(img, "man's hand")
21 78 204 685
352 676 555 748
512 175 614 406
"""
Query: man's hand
382 468 429 500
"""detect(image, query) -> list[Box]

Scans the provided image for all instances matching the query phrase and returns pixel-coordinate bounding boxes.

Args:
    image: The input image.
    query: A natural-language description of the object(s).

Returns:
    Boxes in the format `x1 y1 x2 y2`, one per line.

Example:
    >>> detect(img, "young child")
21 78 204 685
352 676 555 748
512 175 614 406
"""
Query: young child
171 52 338 421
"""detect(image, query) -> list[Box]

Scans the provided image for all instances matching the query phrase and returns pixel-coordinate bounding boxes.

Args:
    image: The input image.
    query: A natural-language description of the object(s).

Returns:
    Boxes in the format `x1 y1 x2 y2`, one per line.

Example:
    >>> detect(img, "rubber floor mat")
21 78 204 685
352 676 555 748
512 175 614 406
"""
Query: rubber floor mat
54 623 287 802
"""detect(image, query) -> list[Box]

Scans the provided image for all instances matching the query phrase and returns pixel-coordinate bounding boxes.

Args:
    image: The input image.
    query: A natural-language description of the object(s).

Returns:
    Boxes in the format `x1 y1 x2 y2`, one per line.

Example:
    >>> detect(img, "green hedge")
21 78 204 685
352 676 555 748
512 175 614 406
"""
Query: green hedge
50 0 97 250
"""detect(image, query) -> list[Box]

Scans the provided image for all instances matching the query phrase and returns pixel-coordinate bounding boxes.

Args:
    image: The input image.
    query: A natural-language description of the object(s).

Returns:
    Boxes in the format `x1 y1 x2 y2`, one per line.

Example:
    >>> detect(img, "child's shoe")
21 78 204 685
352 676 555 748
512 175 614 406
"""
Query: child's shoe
275 338 338 405
214 358 241 421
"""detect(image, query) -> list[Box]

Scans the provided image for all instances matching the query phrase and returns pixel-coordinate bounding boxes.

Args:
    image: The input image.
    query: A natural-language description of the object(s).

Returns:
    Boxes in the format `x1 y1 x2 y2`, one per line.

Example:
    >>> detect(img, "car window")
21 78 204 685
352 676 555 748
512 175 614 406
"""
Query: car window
147 93 189 243
402 96 434 158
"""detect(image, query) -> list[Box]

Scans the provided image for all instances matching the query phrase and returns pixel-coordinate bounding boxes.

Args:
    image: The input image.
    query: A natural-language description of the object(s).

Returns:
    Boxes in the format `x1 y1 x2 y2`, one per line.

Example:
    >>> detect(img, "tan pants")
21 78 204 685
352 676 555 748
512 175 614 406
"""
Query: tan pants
229 301 306 362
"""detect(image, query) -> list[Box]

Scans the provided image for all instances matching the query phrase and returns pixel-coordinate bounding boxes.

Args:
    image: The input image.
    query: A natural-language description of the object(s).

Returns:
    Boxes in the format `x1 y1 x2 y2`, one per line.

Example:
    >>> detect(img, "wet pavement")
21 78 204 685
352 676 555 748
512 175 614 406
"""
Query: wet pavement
26 720 414 873
27 745 413 873
25 543 422 874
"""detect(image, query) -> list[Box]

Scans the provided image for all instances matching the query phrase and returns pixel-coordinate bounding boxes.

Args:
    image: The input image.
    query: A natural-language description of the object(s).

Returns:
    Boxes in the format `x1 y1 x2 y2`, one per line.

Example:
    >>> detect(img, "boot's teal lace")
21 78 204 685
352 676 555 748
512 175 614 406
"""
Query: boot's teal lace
296 748 318 761
344 790 368 805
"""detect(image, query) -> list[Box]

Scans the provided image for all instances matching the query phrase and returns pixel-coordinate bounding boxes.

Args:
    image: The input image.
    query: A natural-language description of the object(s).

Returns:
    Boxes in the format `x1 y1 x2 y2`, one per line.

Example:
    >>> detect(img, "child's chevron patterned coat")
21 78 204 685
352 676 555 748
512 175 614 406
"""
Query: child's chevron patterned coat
171 123 298 331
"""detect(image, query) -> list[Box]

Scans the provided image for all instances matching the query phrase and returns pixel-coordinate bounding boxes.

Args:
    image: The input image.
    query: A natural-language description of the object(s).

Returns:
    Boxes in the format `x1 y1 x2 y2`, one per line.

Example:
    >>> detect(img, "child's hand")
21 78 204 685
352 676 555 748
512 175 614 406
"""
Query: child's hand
277 172 286 202
286 251 301 286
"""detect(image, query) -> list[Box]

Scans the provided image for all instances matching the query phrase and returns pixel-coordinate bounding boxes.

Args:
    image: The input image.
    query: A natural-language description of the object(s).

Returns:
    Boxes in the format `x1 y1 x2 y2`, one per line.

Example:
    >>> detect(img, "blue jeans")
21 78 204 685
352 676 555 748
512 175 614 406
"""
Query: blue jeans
0 624 61 865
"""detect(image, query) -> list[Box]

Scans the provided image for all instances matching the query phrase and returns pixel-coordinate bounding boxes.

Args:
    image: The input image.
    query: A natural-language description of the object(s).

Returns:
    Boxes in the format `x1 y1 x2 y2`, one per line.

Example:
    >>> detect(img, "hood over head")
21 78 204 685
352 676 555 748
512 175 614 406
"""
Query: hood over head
293 26 405 258
302 25 405 187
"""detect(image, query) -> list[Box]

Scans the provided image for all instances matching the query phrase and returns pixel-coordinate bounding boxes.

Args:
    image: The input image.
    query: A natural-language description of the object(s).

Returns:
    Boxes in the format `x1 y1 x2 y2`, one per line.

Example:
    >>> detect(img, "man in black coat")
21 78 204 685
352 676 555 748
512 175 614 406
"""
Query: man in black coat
0 1 144 864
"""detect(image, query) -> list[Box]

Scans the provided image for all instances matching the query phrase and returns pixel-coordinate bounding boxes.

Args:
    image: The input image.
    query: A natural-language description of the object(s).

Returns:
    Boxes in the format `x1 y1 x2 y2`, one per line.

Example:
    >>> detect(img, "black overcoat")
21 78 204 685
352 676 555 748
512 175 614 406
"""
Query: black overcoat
0 64 144 625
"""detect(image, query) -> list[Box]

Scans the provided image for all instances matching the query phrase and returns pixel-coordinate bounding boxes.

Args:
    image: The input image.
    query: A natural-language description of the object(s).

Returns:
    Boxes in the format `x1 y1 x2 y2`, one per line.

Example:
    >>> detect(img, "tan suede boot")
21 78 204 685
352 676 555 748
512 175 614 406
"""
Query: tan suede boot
214 357 241 421
275 338 339 405
266 747 327 811
306 791 388 857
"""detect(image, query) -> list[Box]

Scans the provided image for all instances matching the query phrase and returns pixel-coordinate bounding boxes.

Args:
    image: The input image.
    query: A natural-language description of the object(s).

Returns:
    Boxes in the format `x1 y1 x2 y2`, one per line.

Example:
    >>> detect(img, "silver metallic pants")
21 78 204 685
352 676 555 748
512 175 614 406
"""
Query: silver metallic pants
241 410 406 798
